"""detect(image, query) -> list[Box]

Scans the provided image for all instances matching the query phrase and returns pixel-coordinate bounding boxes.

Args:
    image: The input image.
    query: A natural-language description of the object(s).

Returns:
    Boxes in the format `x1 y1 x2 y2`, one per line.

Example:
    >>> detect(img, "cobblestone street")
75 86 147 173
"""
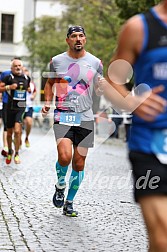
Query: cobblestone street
0 126 148 252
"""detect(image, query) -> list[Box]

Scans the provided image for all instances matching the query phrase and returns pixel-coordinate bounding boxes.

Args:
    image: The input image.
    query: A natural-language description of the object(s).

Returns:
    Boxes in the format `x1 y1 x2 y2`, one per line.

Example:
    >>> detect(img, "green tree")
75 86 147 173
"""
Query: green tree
115 0 161 20
23 16 67 73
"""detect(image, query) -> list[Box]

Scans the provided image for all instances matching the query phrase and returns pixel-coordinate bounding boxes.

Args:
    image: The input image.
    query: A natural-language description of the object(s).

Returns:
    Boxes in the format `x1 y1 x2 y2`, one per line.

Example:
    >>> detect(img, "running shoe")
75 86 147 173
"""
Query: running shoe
53 184 66 208
1 149 8 157
63 201 78 217
25 138 30 147
6 150 13 165
14 155 21 164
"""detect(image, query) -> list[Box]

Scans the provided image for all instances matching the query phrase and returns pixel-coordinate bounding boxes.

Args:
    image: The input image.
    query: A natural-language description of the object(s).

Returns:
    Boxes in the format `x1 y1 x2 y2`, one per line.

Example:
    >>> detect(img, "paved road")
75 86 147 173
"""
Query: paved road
0 126 148 252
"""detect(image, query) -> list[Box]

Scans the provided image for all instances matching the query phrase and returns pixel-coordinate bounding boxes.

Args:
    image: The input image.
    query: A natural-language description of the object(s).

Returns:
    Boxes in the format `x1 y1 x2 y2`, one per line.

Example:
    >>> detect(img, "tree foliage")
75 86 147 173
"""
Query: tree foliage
115 0 161 20
23 16 67 72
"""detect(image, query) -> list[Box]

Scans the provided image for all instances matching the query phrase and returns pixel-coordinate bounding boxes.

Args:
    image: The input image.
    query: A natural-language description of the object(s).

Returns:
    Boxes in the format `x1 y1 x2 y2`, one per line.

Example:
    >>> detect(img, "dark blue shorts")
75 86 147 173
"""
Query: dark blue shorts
24 107 33 118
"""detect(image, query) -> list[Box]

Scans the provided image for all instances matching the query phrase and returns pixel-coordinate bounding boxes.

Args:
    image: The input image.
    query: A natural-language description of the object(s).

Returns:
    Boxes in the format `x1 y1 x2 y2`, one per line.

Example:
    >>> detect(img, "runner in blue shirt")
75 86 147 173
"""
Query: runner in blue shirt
101 1 167 251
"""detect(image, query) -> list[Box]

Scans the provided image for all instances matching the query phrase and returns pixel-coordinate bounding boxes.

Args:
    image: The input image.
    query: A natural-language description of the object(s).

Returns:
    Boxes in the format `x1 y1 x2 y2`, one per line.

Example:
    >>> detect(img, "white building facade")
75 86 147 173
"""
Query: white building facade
0 0 33 71
0 0 64 70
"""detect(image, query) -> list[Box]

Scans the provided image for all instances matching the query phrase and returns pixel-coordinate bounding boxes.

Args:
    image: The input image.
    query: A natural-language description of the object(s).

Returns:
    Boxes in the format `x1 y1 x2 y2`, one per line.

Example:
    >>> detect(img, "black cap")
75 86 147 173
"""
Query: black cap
67 26 86 37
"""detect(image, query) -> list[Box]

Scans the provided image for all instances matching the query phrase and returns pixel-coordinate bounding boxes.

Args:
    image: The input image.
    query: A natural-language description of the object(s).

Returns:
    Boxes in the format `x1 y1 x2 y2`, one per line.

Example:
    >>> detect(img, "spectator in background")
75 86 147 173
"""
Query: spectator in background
23 67 37 147
109 108 123 138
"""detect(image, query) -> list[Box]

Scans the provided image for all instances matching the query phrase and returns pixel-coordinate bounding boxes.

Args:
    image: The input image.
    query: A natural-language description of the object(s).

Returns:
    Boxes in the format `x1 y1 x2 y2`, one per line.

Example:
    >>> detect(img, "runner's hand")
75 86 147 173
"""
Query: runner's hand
95 76 106 96
10 83 18 90
134 85 167 121
41 105 50 117
97 76 105 92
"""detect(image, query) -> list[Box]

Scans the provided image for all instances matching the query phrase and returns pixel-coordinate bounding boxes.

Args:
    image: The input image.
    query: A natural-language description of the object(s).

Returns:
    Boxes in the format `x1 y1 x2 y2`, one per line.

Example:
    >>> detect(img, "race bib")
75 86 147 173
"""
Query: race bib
151 129 167 164
59 112 81 126
13 90 26 100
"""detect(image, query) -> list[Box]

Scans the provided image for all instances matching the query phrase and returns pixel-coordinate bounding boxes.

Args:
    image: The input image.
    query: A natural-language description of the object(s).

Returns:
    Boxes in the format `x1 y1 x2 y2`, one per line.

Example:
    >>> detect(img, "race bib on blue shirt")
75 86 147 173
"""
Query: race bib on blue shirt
151 129 167 164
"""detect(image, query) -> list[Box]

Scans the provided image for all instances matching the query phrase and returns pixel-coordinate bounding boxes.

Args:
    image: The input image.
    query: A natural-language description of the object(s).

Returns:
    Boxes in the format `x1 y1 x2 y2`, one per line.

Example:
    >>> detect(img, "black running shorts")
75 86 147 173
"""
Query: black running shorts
7 109 25 128
129 151 167 202
53 121 94 148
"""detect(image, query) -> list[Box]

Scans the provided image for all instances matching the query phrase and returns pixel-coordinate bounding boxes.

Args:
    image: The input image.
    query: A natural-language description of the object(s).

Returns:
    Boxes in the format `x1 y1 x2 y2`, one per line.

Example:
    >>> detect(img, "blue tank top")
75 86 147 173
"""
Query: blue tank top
129 8 167 152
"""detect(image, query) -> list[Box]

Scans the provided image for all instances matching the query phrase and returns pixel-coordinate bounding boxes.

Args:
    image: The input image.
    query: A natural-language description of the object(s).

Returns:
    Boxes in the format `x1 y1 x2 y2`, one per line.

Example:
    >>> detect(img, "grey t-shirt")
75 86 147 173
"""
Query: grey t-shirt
50 52 103 121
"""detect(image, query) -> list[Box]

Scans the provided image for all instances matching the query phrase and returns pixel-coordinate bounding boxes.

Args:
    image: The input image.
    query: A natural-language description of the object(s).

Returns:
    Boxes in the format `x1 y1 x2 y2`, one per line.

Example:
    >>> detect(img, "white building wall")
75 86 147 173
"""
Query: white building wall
0 0 25 43
24 0 34 25
0 0 32 71
0 0 65 71
35 0 65 18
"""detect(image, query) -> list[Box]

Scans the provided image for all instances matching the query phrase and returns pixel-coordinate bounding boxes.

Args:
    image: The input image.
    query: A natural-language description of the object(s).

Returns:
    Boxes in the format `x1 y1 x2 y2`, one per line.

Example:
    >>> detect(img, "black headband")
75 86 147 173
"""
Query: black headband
67 26 86 37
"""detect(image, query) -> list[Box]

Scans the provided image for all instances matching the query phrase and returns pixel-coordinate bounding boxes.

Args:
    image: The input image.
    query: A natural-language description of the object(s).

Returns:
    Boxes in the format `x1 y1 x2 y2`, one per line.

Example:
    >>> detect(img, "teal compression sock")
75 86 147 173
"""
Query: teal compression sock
56 161 68 186
66 169 84 201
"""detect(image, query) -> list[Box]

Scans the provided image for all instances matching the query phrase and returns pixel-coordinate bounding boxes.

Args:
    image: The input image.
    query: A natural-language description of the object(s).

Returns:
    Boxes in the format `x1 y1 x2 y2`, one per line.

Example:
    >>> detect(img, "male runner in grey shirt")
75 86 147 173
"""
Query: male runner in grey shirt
42 25 103 216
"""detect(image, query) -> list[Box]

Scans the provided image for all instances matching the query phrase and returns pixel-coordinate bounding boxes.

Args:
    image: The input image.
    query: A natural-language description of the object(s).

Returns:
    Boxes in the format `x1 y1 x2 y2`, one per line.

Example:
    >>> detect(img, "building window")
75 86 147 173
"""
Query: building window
1 14 14 42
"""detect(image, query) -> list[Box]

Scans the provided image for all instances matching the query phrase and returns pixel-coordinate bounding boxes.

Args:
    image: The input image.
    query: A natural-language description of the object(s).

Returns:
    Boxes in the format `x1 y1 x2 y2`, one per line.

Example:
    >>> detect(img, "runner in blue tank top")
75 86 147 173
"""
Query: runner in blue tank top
100 1 167 251
42 26 103 217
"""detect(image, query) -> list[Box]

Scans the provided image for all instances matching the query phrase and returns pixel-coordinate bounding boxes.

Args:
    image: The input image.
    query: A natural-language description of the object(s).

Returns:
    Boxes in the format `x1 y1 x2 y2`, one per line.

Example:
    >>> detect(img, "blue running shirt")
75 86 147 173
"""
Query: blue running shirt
129 8 167 153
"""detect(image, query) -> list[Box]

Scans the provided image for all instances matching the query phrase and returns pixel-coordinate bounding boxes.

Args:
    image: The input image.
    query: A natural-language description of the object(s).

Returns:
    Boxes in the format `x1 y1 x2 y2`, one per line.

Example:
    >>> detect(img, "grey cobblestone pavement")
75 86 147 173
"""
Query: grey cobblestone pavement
0 126 149 252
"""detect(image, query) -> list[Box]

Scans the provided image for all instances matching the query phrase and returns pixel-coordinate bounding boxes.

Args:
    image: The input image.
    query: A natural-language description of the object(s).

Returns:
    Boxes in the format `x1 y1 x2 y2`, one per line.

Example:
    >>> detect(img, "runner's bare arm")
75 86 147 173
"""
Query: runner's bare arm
41 78 55 115
102 15 167 120
104 15 142 99
44 78 55 104
0 81 17 92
